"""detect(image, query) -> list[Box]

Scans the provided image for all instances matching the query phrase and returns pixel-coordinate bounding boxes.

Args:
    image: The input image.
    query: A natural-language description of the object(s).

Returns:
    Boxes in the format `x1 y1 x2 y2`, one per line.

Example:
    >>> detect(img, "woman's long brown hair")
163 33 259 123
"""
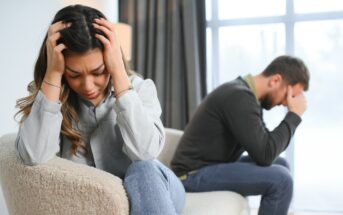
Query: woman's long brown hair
15 4 132 155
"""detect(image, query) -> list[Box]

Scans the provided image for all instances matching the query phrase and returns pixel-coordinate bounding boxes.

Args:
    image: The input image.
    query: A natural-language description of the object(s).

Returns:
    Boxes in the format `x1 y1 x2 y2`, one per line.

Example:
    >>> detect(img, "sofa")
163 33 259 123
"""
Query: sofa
0 128 250 215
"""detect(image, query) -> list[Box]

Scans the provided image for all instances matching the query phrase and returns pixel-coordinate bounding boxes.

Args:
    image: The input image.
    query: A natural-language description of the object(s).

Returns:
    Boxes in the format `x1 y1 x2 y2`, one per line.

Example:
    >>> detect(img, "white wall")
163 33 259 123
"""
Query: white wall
0 1 118 214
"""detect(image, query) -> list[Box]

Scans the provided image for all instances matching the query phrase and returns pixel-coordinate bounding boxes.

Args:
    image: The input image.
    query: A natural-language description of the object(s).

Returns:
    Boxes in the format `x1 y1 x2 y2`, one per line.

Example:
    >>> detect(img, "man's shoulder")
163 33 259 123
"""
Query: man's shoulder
209 77 253 100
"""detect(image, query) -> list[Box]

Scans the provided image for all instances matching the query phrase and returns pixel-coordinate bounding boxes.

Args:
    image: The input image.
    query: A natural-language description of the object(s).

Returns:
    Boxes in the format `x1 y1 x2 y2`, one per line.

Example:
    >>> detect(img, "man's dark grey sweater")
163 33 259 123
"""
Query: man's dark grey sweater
171 76 301 177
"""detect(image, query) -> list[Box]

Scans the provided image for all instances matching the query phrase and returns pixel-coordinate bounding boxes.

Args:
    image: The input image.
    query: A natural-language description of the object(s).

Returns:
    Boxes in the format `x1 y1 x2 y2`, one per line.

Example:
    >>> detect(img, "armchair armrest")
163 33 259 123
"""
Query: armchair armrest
0 133 129 215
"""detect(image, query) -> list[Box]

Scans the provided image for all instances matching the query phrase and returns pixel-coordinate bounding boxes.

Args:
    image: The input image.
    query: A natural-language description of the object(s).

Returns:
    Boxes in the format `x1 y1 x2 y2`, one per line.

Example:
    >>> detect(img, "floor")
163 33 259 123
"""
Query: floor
250 209 343 215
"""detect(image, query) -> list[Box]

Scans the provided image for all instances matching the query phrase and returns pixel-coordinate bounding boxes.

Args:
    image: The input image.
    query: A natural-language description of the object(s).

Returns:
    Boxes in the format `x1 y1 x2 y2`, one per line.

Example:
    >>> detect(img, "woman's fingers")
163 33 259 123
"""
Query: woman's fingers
94 18 114 31
46 21 71 49
55 43 67 53
93 19 122 52
95 33 111 48
48 21 71 36
93 23 113 41
45 22 69 75
93 18 126 76
47 32 61 47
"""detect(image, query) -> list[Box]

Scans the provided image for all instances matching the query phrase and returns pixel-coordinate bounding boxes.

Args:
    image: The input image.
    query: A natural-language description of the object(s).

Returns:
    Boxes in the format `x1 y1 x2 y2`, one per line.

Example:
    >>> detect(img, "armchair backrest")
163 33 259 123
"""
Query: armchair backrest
157 128 184 168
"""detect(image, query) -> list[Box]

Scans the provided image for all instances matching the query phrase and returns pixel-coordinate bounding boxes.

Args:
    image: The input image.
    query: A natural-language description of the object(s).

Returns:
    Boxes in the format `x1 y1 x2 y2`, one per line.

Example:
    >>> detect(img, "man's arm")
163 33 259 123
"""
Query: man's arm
223 90 304 166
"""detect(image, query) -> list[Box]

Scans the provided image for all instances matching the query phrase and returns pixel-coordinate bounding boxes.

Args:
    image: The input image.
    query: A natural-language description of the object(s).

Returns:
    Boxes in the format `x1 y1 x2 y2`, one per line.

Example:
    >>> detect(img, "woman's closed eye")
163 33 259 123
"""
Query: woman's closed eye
93 70 106 77
69 74 80 79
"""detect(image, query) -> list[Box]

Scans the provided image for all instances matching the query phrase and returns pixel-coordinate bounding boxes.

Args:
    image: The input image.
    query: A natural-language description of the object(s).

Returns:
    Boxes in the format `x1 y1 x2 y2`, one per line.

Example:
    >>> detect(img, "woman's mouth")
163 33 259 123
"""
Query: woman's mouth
84 91 98 99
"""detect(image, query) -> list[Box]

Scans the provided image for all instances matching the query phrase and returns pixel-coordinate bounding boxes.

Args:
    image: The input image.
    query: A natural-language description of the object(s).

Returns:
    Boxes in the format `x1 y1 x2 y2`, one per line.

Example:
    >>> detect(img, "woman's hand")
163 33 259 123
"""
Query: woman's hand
93 18 131 98
41 21 70 102
93 18 126 76
45 21 70 79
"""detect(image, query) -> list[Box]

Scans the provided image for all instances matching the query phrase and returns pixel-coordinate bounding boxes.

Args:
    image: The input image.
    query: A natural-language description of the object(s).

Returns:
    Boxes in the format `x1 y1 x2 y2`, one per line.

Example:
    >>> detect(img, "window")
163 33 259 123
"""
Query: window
206 0 343 212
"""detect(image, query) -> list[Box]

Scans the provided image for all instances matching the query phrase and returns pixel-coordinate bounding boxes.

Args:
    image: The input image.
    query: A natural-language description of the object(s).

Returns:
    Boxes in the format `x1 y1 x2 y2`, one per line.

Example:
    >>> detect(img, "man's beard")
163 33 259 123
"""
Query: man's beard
261 95 272 110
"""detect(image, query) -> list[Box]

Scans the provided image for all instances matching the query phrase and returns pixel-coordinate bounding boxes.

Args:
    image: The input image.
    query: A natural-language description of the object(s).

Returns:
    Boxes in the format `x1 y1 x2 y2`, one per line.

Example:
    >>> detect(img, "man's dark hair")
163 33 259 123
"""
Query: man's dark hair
262 55 310 91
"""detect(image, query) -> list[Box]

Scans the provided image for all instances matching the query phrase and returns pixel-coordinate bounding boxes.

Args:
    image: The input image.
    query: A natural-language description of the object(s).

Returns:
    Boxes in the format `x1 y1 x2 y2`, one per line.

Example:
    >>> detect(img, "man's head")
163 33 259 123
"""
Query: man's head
260 55 310 110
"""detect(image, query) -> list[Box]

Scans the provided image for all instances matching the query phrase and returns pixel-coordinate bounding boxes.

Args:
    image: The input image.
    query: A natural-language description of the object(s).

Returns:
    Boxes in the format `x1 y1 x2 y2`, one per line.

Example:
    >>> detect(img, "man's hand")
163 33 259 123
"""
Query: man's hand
286 86 307 116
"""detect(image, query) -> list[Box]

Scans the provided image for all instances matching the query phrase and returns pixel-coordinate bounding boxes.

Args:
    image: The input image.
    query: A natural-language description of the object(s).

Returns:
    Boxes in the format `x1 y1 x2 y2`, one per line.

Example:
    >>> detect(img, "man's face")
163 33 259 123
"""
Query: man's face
262 78 304 110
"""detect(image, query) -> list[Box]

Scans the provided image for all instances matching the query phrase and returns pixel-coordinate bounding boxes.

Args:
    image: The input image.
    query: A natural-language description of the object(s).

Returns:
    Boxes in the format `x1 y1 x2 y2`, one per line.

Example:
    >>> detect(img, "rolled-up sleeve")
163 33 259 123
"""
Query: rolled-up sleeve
114 77 165 161
15 90 62 166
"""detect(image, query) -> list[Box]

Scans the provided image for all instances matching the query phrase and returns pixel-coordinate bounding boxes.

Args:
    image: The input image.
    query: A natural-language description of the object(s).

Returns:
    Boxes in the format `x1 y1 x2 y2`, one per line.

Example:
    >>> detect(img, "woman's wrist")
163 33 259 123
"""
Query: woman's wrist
112 74 132 98
108 61 126 75
115 85 133 98
41 71 63 102
44 71 63 87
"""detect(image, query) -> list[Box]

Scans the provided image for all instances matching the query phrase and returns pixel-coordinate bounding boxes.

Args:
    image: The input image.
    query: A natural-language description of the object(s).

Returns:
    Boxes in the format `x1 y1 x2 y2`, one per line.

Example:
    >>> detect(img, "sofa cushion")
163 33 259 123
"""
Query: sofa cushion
183 191 250 215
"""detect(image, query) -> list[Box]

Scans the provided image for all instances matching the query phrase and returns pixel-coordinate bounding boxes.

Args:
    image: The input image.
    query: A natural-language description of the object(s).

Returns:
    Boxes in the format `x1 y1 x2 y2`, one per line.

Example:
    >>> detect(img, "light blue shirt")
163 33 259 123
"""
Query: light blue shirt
15 75 165 178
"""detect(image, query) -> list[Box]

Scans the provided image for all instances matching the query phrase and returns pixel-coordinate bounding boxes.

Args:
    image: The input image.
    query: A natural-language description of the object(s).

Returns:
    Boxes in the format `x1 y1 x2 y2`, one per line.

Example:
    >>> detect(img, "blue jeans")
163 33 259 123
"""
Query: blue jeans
181 156 293 215
124 160 185 215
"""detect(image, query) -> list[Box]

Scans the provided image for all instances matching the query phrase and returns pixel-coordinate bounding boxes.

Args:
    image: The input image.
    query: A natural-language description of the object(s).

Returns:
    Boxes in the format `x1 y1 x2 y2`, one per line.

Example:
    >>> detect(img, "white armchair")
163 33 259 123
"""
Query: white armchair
0 128 249 215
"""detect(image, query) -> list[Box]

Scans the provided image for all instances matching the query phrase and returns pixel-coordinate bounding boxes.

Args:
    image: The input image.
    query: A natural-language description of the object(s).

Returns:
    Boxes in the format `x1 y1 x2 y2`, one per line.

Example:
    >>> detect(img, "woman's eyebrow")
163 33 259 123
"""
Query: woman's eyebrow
91 63 105 72
65 63 104 74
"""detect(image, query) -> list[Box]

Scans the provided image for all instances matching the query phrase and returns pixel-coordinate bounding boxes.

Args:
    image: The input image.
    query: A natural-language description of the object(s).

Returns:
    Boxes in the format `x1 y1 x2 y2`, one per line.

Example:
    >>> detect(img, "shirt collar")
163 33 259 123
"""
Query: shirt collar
242 74 260 105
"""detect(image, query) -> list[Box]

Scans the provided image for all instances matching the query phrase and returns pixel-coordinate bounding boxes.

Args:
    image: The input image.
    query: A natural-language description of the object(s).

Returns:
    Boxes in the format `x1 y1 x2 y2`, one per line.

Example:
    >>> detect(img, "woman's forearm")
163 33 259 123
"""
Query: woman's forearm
15 91 62 165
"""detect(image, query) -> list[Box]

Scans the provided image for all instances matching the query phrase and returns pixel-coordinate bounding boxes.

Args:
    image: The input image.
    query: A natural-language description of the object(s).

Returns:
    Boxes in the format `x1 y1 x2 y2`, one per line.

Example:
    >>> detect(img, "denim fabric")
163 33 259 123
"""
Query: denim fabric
181 156 293 215
124 160 185 215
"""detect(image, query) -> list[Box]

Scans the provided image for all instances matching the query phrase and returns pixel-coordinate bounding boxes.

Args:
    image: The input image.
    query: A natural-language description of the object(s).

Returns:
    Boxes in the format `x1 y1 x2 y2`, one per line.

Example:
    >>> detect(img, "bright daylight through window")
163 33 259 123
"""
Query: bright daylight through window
206 0 343 212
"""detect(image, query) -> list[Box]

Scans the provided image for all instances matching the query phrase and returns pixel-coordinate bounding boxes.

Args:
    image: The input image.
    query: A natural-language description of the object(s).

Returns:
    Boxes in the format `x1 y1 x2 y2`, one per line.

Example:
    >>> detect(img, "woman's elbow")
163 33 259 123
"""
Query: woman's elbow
16 149 41 166
15 138 56 166
129 137 164 161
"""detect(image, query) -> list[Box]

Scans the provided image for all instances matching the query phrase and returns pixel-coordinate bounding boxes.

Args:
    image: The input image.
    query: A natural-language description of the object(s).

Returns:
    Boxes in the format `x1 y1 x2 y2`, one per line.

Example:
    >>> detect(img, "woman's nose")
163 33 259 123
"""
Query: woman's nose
83 76 95 91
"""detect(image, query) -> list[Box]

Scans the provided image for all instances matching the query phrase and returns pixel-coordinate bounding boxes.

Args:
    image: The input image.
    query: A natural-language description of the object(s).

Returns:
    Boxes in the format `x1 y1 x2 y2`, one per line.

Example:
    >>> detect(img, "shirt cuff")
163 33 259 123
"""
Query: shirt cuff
284 111 302 128
36 90 62 113
113 89 136 113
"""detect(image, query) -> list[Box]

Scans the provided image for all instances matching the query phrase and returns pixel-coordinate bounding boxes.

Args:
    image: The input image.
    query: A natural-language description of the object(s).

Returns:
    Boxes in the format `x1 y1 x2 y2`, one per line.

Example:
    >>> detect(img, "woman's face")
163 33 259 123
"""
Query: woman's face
64 48 110 106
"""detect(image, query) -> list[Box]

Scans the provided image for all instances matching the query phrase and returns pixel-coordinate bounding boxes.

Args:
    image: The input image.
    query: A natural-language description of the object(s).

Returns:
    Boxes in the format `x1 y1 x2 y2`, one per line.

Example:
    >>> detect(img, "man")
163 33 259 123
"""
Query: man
171 55 310 215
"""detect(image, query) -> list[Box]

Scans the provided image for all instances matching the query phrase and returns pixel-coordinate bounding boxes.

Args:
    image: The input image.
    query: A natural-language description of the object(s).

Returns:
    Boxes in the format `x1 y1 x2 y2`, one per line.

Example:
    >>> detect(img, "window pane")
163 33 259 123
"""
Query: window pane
218 24 285 84
295 0 343 14
294 20 343 211
218 0 285 20
205 0 211 21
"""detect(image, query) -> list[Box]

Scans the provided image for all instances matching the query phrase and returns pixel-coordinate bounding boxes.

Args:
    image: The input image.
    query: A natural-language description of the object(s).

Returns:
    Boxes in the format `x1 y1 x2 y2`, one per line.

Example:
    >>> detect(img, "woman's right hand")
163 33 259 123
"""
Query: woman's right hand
41 21 70 102
45 21 70 79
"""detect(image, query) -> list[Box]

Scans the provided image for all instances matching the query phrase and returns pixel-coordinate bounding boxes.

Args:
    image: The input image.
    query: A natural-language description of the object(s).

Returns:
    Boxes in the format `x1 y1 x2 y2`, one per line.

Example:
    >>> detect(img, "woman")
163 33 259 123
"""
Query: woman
15 4 184 214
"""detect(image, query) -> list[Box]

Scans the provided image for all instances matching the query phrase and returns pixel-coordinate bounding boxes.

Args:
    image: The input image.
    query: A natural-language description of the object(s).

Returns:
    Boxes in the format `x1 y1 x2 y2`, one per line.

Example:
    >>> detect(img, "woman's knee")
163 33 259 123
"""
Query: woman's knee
125 160 158 177
124 160 161 192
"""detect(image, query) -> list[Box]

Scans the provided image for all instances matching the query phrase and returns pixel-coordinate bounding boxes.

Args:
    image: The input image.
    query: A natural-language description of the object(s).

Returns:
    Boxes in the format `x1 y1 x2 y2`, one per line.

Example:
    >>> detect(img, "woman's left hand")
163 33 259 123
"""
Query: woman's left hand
93 18 126 77
93 18 131 97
